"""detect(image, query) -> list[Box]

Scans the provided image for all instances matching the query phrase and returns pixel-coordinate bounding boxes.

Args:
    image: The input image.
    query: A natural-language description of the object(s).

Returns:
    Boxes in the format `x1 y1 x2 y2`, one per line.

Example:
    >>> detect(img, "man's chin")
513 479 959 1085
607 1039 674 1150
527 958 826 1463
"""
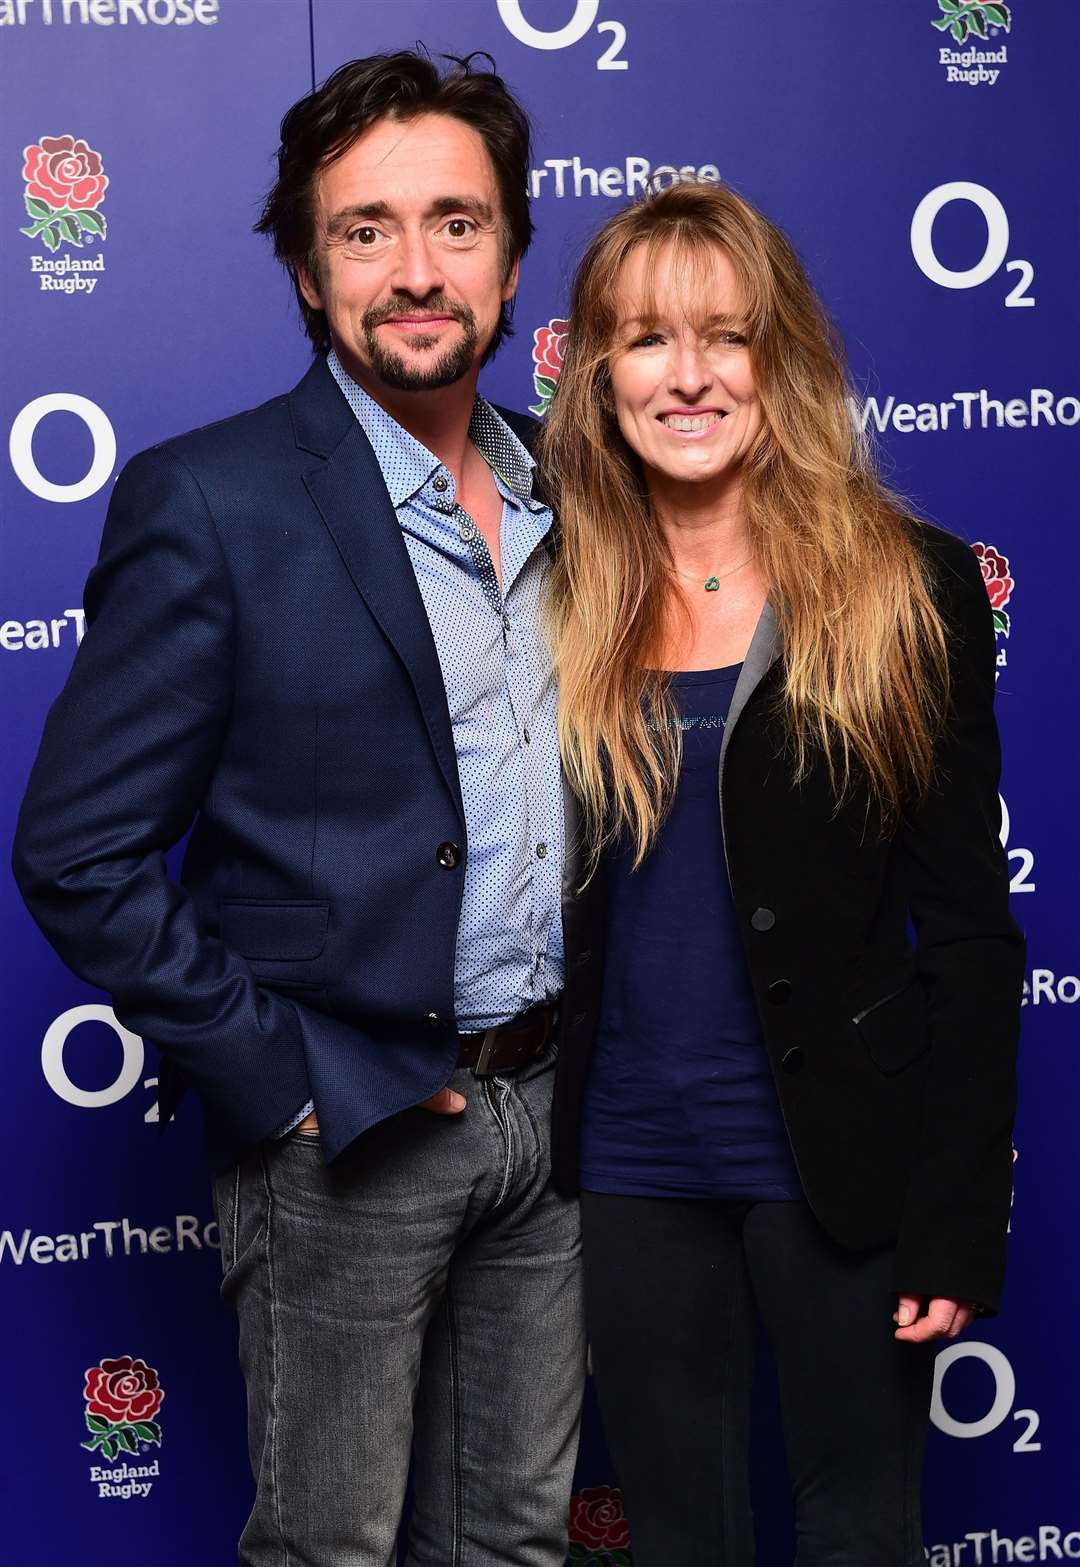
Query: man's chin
369 343 477 394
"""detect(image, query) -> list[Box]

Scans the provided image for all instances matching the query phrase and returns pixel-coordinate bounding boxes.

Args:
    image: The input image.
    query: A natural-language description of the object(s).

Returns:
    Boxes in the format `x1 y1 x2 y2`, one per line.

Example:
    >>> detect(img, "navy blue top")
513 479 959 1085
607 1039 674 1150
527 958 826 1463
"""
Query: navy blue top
579 664 803 1201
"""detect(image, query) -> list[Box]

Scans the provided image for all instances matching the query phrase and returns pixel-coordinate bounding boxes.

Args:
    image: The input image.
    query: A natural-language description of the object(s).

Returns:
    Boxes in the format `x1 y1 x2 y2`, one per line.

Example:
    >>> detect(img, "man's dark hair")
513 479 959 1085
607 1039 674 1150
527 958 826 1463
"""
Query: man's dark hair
256 49 533 357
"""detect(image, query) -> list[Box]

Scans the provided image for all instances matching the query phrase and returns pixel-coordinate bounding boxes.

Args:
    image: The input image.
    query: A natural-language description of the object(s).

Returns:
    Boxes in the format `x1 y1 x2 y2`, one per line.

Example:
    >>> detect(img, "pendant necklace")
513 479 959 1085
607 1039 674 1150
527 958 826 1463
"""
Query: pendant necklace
674 554 753 593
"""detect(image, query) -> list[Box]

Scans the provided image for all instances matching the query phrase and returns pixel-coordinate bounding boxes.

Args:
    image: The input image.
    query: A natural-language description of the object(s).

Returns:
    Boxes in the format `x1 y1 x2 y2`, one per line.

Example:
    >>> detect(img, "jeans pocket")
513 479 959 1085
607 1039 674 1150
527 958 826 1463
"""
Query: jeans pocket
215 1157 267 1304
212 1165 241 1276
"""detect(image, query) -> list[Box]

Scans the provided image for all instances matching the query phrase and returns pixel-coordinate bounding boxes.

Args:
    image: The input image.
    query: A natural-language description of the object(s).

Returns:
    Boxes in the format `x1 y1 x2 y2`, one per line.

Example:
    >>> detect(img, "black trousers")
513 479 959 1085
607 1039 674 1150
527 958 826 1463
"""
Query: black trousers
580 1193 934 1567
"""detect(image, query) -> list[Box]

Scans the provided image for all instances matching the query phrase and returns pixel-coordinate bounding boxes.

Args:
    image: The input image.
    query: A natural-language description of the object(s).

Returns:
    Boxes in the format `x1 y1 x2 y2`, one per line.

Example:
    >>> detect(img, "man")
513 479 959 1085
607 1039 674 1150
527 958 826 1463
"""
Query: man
13 52 586 1567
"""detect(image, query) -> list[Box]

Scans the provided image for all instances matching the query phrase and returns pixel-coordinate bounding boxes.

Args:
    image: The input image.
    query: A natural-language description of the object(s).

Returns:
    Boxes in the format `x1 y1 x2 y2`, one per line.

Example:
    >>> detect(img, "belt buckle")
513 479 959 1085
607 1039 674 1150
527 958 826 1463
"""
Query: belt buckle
473 1026 502 1077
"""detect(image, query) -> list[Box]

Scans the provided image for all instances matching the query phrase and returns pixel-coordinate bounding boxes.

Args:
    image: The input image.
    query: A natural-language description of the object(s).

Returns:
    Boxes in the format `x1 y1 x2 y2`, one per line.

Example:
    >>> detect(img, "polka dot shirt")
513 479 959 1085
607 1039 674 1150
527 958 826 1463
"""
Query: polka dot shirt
328 351 565 1029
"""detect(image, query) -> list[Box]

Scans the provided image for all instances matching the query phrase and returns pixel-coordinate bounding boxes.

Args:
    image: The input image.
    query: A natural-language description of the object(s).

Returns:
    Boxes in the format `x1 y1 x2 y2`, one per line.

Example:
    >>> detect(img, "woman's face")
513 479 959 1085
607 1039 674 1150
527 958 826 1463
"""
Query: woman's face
608 242 762 490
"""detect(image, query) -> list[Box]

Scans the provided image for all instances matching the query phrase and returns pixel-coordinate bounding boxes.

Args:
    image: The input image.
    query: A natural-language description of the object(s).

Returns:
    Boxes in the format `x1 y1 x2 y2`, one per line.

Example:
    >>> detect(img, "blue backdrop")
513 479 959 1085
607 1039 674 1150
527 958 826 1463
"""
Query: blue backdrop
3 2 1077 1562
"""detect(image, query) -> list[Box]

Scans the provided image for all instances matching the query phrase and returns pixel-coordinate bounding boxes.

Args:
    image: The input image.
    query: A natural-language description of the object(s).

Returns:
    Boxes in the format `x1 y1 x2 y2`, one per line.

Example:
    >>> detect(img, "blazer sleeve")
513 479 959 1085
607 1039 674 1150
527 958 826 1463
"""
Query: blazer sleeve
11 446 311 1145
892 535 1025 1313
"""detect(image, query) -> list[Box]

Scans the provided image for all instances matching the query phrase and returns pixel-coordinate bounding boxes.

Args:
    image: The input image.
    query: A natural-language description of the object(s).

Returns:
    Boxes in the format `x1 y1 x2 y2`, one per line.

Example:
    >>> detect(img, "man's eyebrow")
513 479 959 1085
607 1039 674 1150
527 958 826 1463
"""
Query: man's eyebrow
324 201 392 236
324 197 496 237
428 196 496 225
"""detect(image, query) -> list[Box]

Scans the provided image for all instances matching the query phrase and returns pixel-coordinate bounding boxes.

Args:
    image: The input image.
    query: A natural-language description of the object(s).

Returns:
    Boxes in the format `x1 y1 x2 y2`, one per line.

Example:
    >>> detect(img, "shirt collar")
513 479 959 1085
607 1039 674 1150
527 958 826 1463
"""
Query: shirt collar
327 349 541 512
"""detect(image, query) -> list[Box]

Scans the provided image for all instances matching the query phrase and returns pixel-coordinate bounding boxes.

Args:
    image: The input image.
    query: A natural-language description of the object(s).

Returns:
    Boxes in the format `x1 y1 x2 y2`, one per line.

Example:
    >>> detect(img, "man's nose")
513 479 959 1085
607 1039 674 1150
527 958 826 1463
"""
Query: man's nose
392 229 444 300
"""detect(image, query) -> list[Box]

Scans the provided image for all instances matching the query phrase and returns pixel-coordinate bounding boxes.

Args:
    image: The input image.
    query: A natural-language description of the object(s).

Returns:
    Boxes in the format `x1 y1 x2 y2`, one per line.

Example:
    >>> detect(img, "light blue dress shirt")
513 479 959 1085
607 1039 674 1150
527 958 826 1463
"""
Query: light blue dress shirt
280 356 566 1133
328 350 565 1027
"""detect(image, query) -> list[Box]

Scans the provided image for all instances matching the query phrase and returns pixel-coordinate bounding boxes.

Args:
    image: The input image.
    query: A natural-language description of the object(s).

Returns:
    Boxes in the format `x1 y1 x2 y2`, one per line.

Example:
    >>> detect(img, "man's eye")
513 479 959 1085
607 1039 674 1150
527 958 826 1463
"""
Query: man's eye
349 227 381 246
443 218 475 239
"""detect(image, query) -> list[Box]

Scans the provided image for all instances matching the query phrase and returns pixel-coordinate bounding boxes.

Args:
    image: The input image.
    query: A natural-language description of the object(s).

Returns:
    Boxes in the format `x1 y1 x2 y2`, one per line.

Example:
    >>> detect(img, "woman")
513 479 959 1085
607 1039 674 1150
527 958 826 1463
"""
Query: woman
542 183 1023 1565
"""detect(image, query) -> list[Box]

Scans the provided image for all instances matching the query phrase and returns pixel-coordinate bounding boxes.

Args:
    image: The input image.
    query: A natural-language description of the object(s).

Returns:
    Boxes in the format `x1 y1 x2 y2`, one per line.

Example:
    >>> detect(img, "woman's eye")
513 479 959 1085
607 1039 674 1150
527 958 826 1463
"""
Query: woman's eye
631 333 663 348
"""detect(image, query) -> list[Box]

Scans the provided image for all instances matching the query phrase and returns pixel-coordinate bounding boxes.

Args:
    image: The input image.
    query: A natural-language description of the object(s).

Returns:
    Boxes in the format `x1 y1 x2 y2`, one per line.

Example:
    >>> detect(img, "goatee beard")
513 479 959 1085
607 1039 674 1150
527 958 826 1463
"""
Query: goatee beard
361 295 479 392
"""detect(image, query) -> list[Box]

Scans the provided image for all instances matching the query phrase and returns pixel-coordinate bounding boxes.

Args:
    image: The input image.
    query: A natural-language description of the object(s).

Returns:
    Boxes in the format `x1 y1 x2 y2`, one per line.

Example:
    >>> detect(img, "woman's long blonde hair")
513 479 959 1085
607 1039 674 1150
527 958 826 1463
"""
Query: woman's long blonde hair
539 182 949 868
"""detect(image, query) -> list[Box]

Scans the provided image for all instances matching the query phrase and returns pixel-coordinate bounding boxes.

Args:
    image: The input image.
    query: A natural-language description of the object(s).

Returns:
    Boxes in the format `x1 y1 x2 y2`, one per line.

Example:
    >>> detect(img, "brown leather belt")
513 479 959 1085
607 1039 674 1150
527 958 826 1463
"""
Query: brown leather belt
457 1000 558 1076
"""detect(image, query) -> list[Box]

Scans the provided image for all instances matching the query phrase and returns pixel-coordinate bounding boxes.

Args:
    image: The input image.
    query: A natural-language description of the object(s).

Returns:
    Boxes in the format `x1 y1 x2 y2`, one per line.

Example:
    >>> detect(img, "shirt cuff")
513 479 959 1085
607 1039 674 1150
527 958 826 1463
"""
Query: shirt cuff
273 1099 315 1139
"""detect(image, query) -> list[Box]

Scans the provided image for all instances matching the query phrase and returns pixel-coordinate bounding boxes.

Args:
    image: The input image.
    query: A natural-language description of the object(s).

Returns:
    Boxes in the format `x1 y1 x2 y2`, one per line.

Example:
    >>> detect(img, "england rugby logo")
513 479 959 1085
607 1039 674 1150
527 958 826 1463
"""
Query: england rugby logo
931 1 1011 44
81 1356 163 1461
529 317 569 416
972 541 1014 637
21 135 108 253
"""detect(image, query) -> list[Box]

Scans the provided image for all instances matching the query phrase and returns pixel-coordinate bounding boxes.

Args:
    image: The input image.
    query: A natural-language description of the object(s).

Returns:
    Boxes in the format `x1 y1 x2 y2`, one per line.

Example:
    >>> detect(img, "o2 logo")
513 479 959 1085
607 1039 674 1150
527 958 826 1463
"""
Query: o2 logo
9 392 116 503
41 1005 158 1123
999 793 1035 895
496 0 629 70
931 1341 1041 1453
910 182 1035 307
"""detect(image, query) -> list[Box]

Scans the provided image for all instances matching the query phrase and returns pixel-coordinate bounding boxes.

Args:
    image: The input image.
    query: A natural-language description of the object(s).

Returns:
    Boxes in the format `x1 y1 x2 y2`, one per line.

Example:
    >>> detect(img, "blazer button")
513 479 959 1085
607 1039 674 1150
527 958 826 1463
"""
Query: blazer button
767 979 792 1005
751 907 776 932
574 949 593 968
781 1046 804 1074
436 842 461 869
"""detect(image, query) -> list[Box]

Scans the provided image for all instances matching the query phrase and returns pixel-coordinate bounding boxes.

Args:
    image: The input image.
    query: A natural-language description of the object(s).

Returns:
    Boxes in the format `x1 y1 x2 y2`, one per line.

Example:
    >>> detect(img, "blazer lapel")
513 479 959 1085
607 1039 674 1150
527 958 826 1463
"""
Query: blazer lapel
718 599 782 785
291 360 464 822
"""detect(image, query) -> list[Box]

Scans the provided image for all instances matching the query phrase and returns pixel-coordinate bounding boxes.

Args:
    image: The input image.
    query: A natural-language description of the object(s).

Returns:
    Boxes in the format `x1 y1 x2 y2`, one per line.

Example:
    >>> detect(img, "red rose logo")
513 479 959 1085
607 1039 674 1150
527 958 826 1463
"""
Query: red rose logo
569 1485 632 1554
971 541 1014 637
85 1356 163 1424
529 317 570 415
81 1356 164 1462
20 134 109 255
24 135 108 211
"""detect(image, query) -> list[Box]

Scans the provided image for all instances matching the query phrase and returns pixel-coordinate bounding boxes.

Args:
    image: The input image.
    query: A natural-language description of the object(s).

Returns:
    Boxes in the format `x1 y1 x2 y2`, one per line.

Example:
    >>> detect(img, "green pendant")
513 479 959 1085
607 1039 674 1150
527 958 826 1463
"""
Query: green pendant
704 576 720 592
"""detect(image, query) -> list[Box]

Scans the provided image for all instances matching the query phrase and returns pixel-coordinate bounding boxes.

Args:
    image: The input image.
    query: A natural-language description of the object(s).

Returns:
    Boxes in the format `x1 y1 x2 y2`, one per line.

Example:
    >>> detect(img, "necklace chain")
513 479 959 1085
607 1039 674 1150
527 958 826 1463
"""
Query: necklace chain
673 554 753 592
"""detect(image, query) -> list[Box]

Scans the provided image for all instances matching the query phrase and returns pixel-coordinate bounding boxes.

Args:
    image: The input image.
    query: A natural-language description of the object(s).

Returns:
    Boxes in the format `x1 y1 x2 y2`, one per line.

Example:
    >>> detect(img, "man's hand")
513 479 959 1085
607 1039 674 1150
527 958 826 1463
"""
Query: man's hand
417 1088 467 1114
295 1087 466 1136
894 1295 977 1343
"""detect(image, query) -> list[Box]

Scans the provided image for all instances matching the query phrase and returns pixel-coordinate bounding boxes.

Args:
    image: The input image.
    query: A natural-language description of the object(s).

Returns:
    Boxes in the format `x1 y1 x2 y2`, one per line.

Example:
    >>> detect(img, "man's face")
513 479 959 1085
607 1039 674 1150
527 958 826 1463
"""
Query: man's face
298 112 518 394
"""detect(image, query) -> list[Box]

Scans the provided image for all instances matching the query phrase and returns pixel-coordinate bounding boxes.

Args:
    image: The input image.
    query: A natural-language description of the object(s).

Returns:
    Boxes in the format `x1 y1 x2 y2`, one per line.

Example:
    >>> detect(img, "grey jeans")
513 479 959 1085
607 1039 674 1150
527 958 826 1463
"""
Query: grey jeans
213 1048 585 1567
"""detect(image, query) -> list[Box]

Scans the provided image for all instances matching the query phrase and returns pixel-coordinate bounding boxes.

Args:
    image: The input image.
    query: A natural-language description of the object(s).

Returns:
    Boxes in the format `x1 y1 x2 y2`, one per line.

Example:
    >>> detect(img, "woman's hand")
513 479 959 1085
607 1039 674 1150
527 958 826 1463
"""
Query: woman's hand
893 1295 977 1343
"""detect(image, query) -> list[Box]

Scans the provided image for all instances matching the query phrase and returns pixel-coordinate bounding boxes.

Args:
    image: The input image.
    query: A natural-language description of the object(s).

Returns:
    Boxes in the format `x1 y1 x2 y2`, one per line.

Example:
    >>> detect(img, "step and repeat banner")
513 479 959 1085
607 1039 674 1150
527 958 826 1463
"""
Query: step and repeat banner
2 1 1077 1561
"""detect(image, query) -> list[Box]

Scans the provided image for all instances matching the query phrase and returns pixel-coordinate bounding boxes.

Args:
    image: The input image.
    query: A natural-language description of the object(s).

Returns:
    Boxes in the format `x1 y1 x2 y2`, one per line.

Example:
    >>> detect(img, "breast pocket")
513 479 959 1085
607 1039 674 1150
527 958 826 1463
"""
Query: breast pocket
853 980 929 1075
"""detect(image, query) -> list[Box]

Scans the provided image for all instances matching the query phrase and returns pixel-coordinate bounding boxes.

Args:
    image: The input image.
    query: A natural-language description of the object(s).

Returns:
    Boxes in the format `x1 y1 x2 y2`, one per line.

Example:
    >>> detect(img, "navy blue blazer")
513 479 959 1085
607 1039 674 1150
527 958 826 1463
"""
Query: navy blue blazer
13 356 546 1169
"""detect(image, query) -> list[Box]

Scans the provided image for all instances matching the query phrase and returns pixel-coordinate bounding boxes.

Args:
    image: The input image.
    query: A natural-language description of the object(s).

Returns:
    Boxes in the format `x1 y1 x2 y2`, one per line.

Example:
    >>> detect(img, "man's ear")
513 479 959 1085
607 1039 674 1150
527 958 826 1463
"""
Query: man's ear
296 259 324 312
501 253 521 304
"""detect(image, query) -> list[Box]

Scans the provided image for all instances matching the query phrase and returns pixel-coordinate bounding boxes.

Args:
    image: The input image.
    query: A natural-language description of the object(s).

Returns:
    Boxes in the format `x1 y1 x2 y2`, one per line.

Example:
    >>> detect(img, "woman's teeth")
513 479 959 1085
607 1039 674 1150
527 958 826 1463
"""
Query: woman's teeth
659 412 723 431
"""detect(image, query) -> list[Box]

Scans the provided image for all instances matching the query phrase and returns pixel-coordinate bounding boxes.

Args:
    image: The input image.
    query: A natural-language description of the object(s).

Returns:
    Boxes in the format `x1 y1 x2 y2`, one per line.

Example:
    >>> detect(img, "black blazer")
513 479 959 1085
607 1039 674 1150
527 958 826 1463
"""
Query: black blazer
553 524 1024 1314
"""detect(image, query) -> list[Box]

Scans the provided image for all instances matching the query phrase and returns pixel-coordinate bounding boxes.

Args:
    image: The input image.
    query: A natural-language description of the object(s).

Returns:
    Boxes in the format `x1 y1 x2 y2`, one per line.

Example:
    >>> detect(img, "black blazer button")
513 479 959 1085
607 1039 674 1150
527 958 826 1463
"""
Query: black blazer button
781 1046 804 1074
751 907 776 932
767 979 792 1005
574 949 593 968
436 842 461 869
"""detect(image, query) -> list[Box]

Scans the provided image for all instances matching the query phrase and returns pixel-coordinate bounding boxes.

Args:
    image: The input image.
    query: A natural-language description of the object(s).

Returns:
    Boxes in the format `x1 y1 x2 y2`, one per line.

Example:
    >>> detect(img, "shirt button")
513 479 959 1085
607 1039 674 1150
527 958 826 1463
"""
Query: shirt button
523 727 531 744
502 613 511 633
751 907 776 932
767 979 792 1005
459 523 476 542
432 475 449 493
436 841 462 869
536 842 548 859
